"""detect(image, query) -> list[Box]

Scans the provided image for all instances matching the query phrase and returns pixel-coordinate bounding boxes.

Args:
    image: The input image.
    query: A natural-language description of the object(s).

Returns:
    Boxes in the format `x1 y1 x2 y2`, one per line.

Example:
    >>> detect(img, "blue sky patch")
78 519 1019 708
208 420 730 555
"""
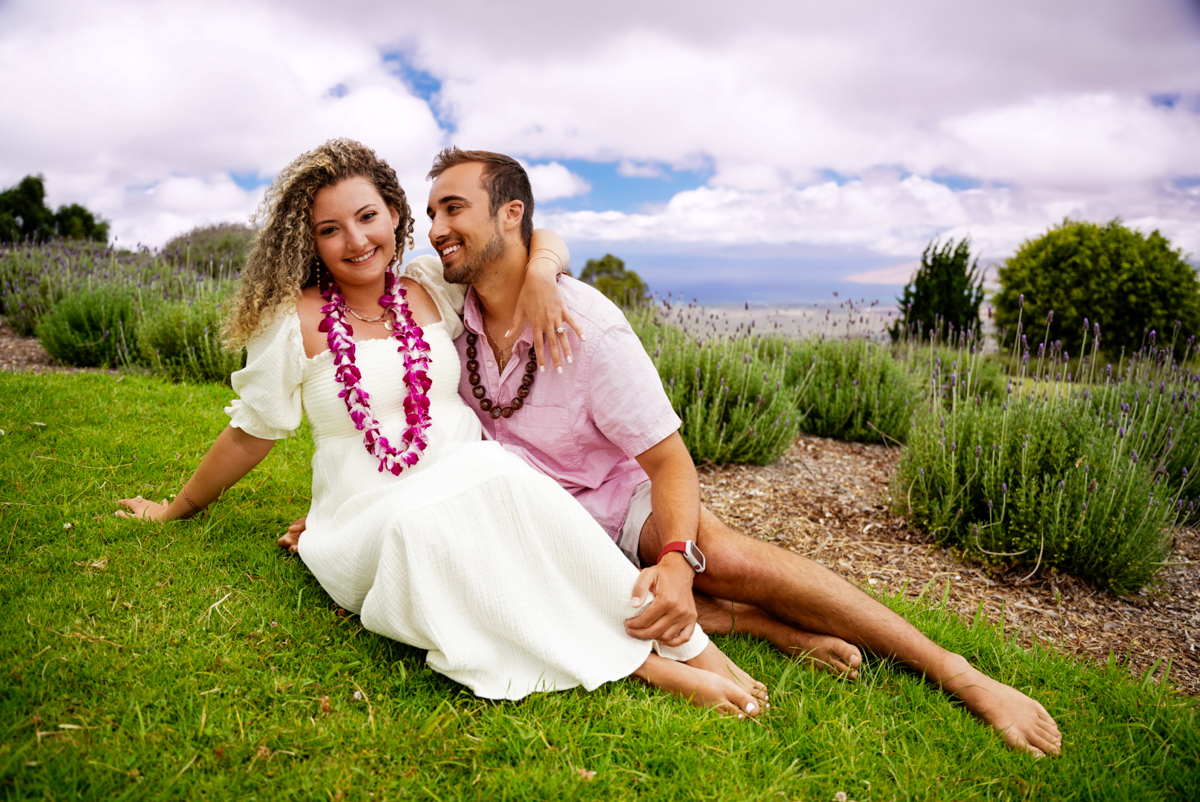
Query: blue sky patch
383 51 452 131
231 172 271 192
817 169 853 185
533 158 709 214
930 173 983 191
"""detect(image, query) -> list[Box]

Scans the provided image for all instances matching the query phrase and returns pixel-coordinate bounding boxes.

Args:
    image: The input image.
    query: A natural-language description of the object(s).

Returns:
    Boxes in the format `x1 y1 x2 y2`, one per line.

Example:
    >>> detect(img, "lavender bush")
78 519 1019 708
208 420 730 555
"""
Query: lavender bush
2 241 243 381
138 292 245 385
762 334 922 444
629 302 804 465
34 284 141 368
895 307 1197 592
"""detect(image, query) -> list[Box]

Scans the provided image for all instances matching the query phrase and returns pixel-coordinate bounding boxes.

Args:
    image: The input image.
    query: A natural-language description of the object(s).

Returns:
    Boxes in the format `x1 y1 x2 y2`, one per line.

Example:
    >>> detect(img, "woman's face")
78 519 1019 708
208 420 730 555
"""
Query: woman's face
311 176 401 292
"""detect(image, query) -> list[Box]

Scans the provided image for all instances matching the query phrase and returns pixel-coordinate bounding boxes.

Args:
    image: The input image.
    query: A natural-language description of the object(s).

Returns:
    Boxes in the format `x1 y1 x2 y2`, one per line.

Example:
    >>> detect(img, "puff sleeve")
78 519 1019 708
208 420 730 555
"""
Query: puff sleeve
224 309 306 440
398 254 466 339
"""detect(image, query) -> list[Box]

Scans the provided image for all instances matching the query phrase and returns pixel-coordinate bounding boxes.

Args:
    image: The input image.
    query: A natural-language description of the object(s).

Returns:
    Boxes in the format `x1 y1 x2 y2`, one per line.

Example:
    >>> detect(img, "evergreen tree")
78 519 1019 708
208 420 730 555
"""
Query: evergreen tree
0 176 57 243
580 253 649 307
889 237 984 342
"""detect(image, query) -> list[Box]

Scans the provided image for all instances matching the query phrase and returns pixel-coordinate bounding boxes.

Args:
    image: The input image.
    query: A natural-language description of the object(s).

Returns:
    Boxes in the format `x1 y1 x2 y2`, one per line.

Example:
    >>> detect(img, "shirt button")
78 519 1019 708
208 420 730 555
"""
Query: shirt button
487 361 494 368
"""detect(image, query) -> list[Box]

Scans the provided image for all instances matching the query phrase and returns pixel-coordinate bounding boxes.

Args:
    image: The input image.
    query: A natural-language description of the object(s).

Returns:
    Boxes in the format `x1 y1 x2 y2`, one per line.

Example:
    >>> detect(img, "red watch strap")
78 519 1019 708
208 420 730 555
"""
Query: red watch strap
657 541 689 564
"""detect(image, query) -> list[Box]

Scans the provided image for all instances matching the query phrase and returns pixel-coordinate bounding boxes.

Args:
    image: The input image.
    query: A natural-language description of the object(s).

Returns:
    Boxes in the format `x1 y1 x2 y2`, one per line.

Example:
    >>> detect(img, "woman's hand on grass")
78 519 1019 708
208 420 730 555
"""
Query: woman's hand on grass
116 496 169 520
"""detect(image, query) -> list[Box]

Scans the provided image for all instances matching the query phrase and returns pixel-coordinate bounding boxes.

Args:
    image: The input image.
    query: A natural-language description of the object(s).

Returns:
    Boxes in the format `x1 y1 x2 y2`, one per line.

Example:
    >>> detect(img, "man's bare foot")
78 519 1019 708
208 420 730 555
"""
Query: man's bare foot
633 654 762 718
935 654 1063 756
278 516 306 553
684 643 768 708
695 595 862 679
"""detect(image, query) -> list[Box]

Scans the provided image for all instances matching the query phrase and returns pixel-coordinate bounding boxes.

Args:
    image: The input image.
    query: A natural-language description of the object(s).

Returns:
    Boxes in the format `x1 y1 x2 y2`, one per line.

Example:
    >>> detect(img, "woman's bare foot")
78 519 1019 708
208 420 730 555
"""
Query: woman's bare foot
934 653 1063 756
633 654 762 718
278 516 306 553
695 595 862 679
684 643 769 708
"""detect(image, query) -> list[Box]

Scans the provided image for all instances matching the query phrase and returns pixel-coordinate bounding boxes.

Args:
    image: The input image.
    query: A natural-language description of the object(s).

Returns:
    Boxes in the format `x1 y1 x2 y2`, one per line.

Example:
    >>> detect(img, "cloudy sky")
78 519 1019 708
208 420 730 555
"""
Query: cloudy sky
2 0 1198 304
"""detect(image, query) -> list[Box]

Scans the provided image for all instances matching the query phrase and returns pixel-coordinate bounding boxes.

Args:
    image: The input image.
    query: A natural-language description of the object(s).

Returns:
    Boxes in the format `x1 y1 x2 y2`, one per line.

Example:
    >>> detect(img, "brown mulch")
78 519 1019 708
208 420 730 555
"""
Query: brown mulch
701 435 1200 696
4 322 1198 695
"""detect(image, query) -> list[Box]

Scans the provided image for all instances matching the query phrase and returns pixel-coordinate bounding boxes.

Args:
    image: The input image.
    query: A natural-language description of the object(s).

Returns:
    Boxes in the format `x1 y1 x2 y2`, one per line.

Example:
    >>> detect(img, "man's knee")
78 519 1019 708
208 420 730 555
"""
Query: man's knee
636 503 744 563
640 503 771 585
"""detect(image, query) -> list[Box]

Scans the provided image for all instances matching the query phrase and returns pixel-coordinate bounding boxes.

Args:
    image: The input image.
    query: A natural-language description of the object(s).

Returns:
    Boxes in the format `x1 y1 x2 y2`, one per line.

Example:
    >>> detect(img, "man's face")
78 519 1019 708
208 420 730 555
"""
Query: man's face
427 162 506 286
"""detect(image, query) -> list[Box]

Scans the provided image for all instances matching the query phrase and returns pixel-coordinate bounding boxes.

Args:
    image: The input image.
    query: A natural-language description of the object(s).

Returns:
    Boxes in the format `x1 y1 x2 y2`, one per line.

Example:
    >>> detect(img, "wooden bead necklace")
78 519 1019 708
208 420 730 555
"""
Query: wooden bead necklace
465 332 536 419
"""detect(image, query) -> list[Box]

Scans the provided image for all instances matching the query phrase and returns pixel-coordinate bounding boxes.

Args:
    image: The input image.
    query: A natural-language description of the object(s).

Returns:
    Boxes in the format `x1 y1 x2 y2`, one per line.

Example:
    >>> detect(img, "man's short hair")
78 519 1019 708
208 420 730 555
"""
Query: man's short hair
428 147 534 248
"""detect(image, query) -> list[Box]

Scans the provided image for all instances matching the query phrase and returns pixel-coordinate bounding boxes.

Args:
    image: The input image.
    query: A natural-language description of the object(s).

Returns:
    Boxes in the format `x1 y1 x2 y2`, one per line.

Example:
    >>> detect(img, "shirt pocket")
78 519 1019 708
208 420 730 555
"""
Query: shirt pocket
515 403 583 472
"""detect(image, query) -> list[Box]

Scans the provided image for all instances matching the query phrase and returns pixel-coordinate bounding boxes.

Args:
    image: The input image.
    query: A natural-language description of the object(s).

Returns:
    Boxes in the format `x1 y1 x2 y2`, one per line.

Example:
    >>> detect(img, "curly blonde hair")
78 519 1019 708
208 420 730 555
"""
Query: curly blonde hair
223 139 415 347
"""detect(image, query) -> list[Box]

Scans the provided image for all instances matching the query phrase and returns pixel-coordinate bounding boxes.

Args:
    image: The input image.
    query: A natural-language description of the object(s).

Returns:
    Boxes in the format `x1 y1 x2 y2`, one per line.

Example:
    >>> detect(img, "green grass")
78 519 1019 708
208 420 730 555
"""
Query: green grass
1 372 1198 800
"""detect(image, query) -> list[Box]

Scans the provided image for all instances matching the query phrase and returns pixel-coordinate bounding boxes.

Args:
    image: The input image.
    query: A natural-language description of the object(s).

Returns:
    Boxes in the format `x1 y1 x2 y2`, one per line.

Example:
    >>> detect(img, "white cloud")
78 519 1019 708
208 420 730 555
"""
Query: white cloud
540 175 1200 265
617 161 665 179
525 162 591 201
3 0 1200 272
0 0 444 246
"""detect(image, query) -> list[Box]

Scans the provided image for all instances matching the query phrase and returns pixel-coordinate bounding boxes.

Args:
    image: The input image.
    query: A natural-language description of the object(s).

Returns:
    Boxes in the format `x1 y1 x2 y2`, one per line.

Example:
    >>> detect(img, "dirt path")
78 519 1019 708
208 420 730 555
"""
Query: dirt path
4 321 1197 695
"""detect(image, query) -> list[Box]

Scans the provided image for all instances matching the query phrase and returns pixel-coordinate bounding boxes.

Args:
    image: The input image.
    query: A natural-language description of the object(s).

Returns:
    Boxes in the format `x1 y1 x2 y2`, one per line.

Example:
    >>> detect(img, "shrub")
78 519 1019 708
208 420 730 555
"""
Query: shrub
138 293 245 385
1 241 237 336
1079 328 1200 521
629 307 803 465
895 394 1180 594
581 254 649 308
162 222 255 277
889 237 985 342
900 342 1008 404
894 317 1196 593
34 283 139 368
994 219 1200 357
759 335 922 444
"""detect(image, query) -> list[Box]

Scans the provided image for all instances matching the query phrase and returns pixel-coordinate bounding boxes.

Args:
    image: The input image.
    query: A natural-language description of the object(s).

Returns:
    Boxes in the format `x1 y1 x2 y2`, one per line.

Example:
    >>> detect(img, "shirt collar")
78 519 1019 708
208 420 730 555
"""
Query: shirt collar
460 285 533 345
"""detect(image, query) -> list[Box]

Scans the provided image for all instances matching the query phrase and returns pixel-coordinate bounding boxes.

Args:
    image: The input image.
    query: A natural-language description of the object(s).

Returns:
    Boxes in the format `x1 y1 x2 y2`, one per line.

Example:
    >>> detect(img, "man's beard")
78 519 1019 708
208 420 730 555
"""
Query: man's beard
444 221 506 286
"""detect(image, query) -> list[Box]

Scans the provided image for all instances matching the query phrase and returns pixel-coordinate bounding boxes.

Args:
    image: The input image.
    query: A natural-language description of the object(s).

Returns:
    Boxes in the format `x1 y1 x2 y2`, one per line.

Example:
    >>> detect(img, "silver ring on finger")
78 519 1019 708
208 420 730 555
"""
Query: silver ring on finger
555 326 565 334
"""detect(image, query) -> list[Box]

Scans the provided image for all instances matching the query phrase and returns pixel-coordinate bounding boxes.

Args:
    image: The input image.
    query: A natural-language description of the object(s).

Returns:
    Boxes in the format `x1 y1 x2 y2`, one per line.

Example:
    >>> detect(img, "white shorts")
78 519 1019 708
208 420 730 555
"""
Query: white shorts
616 481 653 568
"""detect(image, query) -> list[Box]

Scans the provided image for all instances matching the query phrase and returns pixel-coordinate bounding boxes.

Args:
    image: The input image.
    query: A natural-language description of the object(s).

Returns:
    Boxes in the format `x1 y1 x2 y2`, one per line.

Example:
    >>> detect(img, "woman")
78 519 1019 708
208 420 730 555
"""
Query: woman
118 139 766 715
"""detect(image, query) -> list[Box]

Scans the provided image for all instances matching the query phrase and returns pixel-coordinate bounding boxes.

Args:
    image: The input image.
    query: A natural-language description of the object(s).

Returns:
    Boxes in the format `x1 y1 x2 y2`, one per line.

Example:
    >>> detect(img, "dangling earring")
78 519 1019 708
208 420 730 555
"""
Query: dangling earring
315 258 331 293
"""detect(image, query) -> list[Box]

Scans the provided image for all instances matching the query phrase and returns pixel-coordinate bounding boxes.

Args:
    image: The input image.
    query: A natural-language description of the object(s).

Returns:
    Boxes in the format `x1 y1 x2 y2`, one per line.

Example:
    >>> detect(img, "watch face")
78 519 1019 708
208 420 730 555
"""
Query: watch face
684 541 706 573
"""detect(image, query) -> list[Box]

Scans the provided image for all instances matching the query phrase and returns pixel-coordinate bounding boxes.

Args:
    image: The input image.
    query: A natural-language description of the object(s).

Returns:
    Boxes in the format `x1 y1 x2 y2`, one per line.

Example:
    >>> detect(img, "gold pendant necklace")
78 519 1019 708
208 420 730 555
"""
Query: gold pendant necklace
343 304 394 331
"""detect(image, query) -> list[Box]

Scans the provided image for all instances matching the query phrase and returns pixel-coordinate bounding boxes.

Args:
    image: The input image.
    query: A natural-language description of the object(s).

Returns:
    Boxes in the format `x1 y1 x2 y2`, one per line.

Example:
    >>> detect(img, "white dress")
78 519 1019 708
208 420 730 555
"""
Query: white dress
225 256 707 700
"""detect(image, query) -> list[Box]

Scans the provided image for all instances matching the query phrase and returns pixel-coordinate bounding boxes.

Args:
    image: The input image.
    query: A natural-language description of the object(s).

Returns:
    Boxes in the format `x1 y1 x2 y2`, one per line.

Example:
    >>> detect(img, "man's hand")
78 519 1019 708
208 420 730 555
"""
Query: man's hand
624 553 697 647
278 517 306 553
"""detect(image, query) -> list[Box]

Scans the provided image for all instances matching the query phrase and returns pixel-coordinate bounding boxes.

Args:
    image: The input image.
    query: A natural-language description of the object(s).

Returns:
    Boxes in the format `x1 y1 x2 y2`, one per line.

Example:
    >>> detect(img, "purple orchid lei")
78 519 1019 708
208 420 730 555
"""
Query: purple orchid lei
318 268 432 475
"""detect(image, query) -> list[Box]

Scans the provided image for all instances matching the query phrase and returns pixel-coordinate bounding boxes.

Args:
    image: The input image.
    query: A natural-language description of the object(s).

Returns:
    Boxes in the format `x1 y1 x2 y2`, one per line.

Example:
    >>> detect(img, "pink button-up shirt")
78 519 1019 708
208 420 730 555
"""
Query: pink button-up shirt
456 277 681 540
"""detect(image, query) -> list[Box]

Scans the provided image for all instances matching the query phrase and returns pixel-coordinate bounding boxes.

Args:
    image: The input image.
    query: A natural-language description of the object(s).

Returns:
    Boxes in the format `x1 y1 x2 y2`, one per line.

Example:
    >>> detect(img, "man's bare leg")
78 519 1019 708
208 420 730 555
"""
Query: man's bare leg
640 507 1062 756
694 593 861 679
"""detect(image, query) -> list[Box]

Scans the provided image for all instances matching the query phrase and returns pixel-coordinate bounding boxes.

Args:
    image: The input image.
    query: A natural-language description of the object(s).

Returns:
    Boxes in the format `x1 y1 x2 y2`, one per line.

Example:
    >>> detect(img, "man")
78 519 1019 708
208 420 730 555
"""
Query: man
422 147 1061 757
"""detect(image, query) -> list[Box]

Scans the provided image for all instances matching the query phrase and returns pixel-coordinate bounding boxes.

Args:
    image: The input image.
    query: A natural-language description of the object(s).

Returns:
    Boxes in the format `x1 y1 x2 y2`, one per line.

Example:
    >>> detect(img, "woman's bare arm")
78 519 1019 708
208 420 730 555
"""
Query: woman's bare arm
508 228 582 372
117 426 274 521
